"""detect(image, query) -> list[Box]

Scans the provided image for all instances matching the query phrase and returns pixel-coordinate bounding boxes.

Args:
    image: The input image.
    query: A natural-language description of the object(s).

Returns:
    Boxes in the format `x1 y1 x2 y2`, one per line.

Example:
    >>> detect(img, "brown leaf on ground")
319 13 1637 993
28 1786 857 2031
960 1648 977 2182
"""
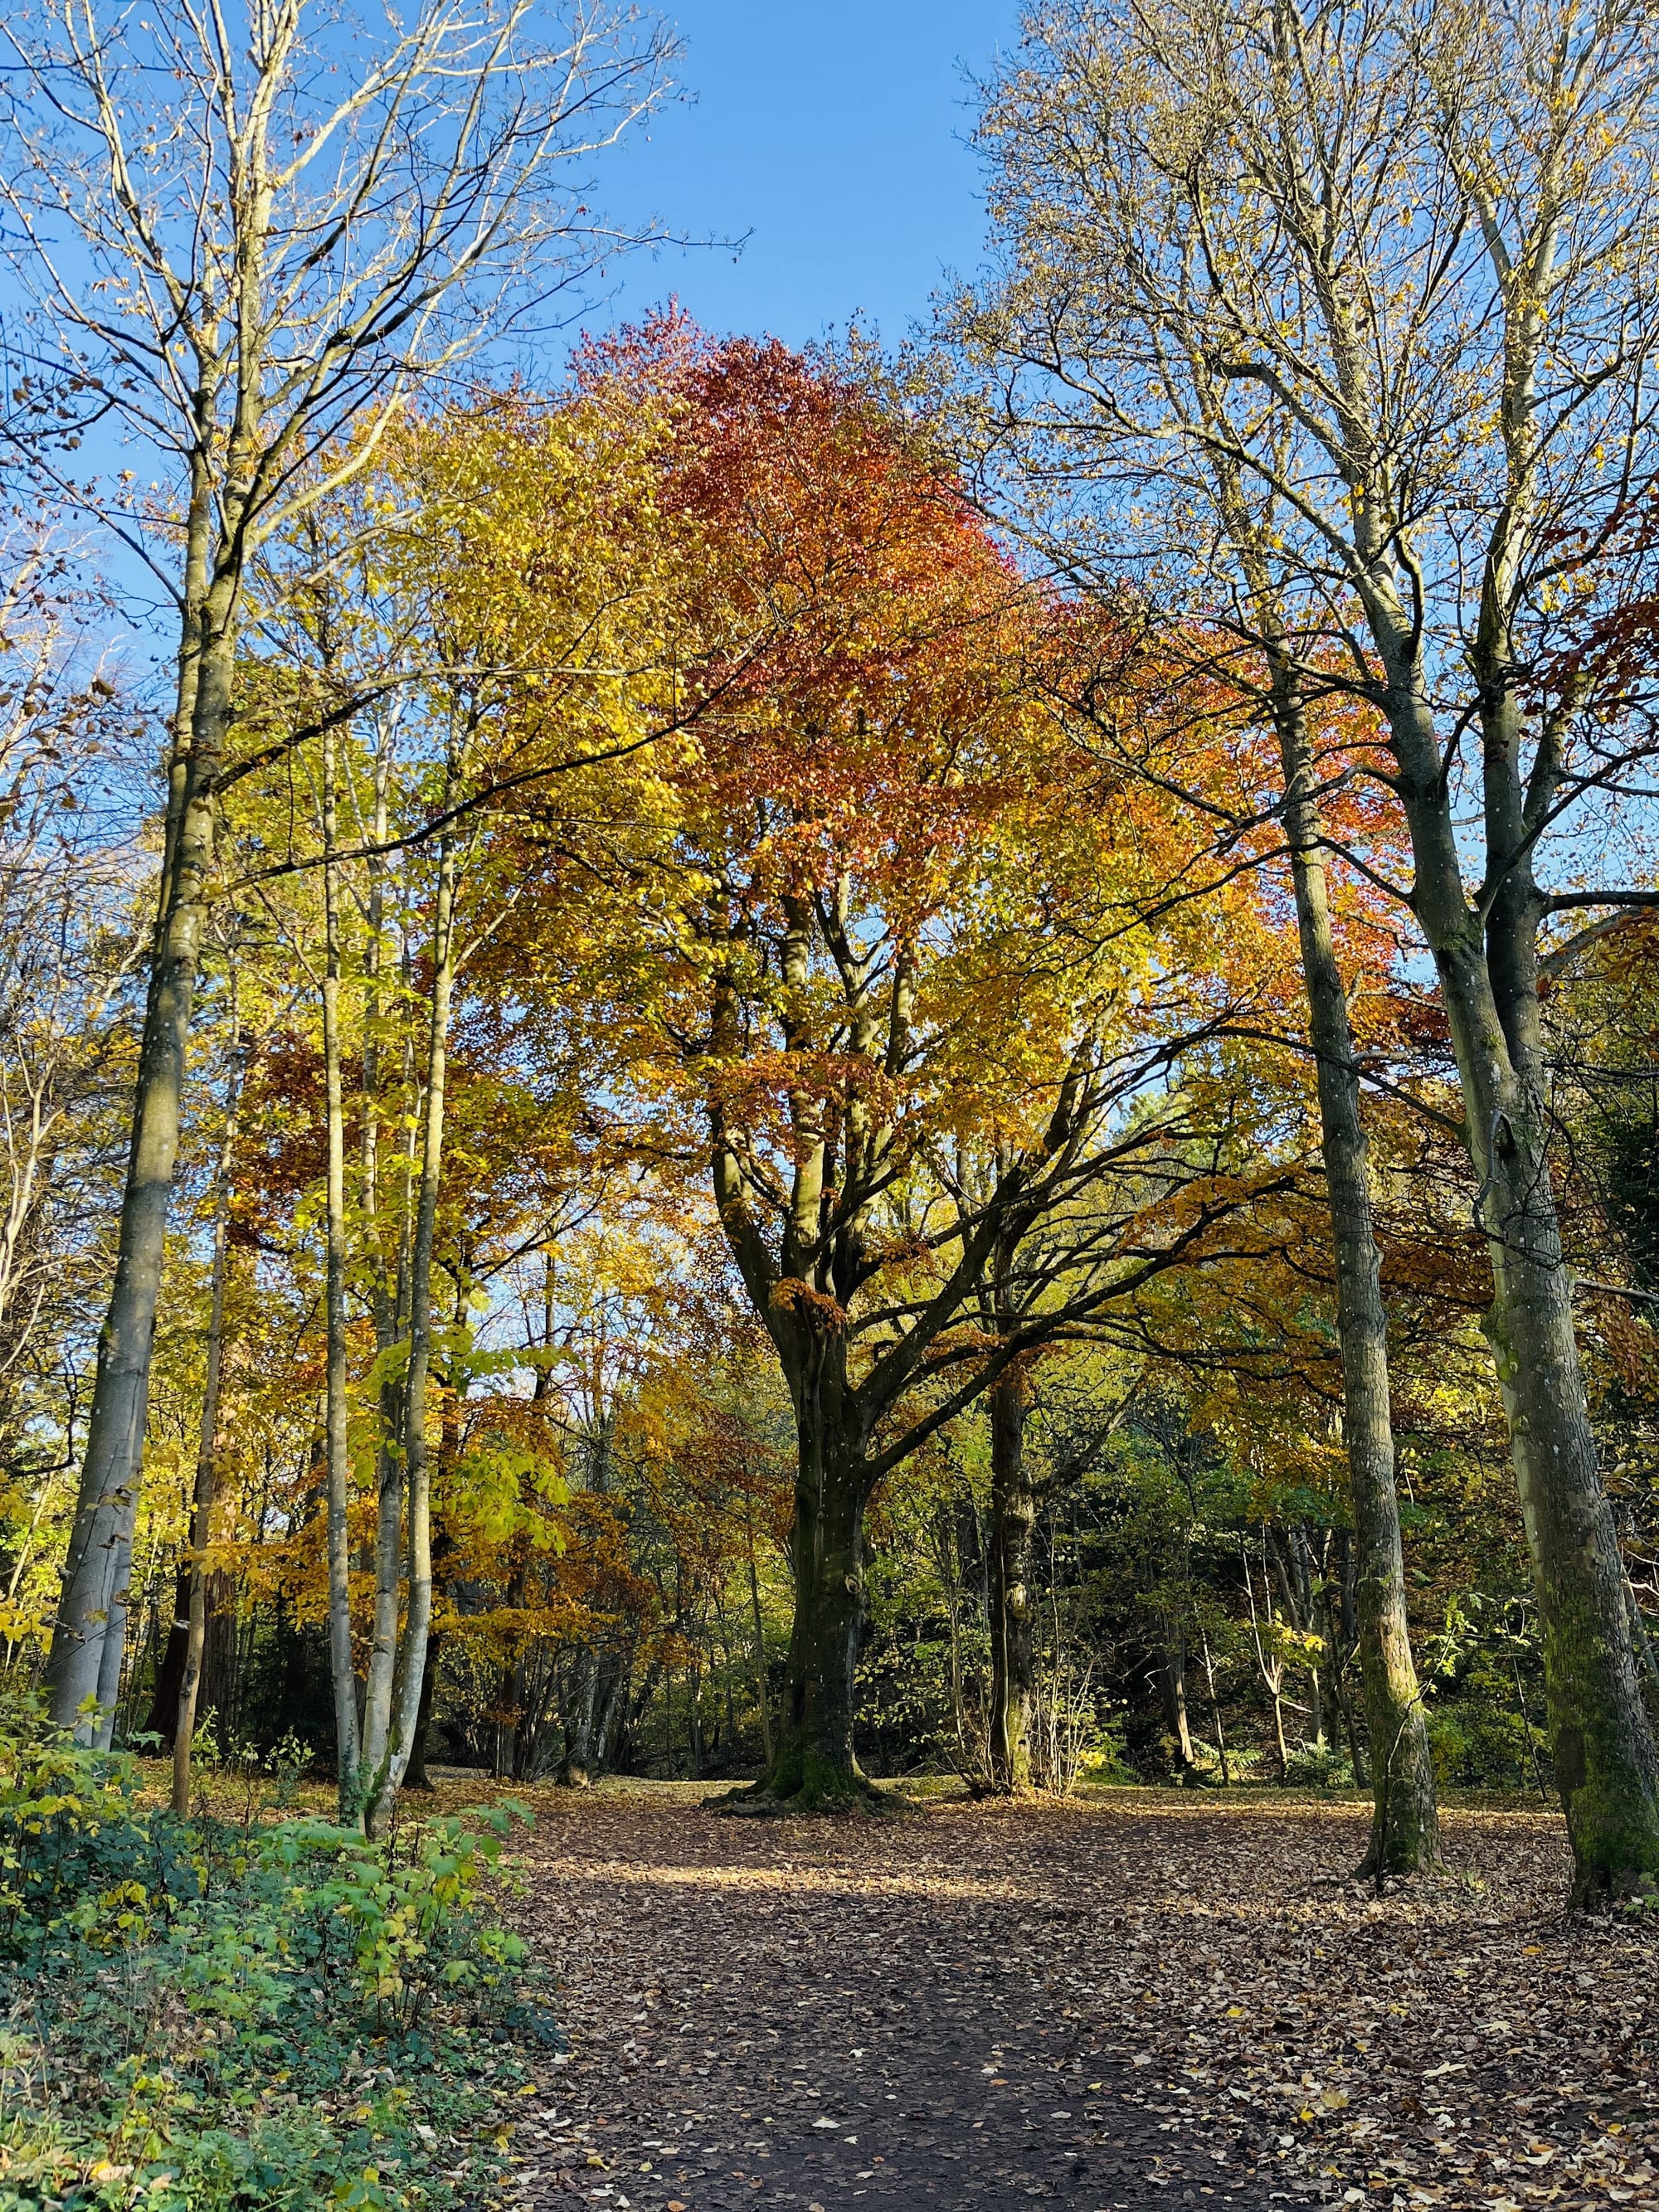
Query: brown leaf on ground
493 1783 1657 2212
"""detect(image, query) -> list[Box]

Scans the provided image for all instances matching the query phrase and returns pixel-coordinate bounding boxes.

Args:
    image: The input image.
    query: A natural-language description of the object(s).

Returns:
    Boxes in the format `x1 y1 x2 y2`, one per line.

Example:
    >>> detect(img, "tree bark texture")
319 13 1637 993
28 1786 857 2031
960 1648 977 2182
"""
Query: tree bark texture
403 1627 445 1791
363 836 454 1837
45 558 231 1731
320 721 364 1821
1375 634 1659 1898
173 1033 243 1813
559 1649 601 1787
766 1312 873 1806
1271 669 1438 1872
1160 1621 1195 1770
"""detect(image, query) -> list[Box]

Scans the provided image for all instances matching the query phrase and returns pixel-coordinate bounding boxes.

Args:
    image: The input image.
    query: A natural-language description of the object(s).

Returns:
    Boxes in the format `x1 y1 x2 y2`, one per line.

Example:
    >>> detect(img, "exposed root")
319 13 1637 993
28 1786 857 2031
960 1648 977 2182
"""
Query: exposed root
705 1769 902 1818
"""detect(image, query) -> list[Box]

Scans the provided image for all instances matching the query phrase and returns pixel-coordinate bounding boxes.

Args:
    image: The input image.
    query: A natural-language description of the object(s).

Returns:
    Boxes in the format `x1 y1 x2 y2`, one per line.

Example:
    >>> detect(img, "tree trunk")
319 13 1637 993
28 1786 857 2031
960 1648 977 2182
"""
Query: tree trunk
1379 639 1659 1898
1271 659 1438 1874
173 1034 243 1814
44 558 232 1733
559 1648 600 1787
1198 1612 1230 1785
403 1627 445 1791
766 1326 873 1807
363 834 455 1837
593 1649 630 1775
358 869 415 1813
987 1372 1035 1792
321 719 363 1824
144 1568 191 1747
494 1560 527 1778
1160 1617 1195 1771
745 1506 773 1767
686 1658 705 1779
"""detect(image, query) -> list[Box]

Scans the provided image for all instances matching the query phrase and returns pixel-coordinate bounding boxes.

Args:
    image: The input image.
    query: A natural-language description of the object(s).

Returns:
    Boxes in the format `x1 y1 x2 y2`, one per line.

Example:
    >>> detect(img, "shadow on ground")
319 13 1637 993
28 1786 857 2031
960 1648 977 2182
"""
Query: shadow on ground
494 1781 1655 2212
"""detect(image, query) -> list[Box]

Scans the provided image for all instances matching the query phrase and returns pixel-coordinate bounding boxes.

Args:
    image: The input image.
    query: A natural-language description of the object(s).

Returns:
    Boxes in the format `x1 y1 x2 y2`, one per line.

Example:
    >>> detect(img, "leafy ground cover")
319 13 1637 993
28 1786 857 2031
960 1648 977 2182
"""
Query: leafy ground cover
499 1781 1657 2212
0 1713 552 2211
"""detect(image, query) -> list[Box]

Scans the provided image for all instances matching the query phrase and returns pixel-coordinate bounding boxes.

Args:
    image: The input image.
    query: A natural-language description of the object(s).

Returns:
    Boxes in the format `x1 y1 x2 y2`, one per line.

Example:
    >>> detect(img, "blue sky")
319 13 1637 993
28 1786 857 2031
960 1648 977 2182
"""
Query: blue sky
586 2 1022 347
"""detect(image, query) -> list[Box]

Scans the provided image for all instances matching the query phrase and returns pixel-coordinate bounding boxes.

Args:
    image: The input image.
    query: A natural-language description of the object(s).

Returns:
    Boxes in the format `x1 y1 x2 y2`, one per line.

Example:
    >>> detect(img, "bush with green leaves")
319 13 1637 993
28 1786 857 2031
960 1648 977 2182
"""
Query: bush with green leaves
0 1692 552 2210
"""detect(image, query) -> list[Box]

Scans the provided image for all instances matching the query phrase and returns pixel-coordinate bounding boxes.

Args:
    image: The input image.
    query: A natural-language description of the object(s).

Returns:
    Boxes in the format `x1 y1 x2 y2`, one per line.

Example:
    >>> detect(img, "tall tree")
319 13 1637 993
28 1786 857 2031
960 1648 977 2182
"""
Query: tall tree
1 0 674 1731
499 332 1292 1805
968 0 1659 1900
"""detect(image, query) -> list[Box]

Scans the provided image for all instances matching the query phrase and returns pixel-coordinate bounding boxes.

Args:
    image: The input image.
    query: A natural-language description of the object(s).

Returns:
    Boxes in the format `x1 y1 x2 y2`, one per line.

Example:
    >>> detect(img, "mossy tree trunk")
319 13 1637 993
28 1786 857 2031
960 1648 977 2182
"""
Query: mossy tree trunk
1223 527 1440 1872
766 1305 876 1808
1374 611 1659 1903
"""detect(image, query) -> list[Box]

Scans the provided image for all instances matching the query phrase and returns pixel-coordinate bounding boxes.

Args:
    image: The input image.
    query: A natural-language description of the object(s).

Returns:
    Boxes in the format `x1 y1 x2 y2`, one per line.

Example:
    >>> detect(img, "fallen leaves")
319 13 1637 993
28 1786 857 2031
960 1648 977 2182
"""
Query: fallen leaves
499 1782 1657 2210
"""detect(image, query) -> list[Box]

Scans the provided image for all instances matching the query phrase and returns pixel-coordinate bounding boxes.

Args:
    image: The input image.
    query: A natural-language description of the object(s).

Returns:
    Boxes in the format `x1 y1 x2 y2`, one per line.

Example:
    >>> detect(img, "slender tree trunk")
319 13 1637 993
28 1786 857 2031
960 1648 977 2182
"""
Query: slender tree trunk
45 552 233 1732
364 835 455 1837
145 1568 192 1746
745 1502 773 1767
321 718 363 1825
593 1649 630 1775
1196 1611 1229 1784
988 1372 1035 1792
718 1591 738 1753
495 1558 527 1778
1246 1541 1293 1782
173 1026 245 1815
403 1626 445 1791
686 1657 705 1778
939 1522 968 1760
358 808 411 1799
1160 1617 1195 1770
559 1648 600 1787
1269 658 1438 1871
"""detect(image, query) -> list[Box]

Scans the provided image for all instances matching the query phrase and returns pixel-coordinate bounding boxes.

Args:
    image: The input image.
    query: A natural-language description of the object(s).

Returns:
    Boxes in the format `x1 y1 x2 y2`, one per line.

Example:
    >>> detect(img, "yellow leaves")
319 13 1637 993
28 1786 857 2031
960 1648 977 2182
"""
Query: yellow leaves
1268 1621 1327 1668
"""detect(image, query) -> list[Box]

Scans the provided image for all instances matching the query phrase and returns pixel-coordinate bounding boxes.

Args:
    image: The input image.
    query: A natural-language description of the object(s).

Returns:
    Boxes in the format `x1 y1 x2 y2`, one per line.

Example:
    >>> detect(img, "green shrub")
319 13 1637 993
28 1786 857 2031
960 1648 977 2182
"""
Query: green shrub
1427 1675 1547 1791
0 1692 550 2210
1282 1739 1356 1789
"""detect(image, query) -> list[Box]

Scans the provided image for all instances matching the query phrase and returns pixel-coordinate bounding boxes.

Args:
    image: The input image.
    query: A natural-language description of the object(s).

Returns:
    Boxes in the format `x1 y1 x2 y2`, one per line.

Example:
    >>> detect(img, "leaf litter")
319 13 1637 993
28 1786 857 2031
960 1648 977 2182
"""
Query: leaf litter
498 1784 1656 2211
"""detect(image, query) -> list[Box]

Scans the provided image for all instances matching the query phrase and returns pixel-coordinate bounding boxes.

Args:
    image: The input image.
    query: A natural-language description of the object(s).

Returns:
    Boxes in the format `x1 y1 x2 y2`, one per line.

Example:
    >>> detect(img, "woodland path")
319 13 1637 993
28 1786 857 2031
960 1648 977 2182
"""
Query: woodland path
499 1782 1657 2212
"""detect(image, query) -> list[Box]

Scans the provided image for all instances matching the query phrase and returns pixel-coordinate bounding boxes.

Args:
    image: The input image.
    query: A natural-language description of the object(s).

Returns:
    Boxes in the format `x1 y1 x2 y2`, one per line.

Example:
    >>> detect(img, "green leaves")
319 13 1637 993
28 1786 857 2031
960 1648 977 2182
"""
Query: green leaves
0 1697 545 2210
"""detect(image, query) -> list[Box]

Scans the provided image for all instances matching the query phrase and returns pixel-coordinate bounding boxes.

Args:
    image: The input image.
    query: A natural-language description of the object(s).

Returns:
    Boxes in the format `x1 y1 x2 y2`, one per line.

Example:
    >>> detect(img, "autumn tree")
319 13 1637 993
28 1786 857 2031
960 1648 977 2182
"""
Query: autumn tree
0 0 675 1736
486 330 1295 1806
966 0 1659 1899
0 518 139 1655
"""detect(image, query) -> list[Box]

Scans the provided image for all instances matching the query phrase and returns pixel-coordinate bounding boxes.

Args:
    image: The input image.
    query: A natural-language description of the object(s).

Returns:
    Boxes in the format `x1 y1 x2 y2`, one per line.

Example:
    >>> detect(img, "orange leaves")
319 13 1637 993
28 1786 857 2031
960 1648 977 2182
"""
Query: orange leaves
769 1277 849 1339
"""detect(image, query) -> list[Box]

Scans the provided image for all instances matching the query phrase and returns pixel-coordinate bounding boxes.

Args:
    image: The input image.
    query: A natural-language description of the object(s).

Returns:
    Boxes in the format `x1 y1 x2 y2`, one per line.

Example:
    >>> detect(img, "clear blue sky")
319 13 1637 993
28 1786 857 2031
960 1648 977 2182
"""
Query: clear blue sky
587 2 1022 347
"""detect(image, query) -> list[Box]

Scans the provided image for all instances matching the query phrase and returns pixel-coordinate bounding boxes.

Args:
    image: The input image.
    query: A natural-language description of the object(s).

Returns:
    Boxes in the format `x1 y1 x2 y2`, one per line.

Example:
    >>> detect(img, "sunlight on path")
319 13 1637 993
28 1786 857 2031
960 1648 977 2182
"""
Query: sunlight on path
500 1785 1653 2212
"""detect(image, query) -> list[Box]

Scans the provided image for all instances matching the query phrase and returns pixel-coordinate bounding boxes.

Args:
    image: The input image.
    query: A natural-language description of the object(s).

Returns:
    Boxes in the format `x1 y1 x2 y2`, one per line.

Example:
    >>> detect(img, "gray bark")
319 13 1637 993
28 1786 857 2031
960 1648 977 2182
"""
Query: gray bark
988 1369 1035 1791
1160 1619 1195 1769
1272 666 1438 1870
363 835 455 1836
321 719 363 1822
1367 589 1659 1897
173 1019 244 1811
46 553 231 1732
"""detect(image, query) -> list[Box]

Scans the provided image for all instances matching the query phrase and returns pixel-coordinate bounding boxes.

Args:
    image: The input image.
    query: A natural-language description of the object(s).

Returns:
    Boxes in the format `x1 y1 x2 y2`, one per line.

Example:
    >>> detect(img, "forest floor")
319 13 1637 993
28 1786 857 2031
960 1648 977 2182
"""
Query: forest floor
491 1780 1659 2212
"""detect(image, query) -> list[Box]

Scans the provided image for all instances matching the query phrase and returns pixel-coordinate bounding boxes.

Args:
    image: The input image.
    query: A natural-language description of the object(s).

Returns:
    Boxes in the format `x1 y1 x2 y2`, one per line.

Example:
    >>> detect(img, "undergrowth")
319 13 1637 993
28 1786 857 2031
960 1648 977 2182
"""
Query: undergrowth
0 1693 553 2210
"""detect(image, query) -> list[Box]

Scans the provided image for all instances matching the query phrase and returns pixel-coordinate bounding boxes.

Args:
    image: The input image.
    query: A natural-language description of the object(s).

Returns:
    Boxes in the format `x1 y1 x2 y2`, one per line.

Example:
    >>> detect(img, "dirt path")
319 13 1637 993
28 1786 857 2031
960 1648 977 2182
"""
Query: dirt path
501 1784 1657 2212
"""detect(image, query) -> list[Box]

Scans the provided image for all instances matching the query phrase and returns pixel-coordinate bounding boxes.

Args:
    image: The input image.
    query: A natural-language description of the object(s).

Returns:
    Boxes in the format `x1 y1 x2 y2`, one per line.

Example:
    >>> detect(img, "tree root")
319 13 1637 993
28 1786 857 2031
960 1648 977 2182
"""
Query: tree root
703 1770 903 1818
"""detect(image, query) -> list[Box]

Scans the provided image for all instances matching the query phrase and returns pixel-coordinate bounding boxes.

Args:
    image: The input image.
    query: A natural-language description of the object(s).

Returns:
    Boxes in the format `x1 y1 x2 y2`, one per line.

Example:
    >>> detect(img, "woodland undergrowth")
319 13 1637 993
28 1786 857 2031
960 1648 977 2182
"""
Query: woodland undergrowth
0 1696 554 2212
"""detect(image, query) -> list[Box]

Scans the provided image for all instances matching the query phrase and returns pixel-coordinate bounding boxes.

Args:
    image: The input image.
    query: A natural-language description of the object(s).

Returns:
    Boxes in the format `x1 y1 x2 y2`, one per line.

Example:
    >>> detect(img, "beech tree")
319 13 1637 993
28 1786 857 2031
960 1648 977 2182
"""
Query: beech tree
967 0 1659 1899
0 0 674 1733
495 333 1297 1806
